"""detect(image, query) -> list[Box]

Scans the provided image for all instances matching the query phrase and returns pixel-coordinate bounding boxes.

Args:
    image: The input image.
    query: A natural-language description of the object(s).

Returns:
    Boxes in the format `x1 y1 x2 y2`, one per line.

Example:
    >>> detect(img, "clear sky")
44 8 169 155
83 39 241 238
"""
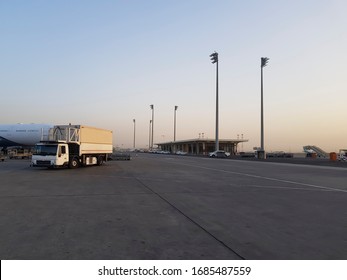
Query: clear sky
1 0 346 152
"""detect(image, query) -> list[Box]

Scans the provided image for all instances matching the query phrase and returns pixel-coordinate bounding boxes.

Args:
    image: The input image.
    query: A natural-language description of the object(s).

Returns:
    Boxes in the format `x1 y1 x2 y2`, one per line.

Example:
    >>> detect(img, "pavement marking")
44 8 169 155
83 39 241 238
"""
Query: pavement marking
168 161 347 194
194 156 347 171
229 183 335 192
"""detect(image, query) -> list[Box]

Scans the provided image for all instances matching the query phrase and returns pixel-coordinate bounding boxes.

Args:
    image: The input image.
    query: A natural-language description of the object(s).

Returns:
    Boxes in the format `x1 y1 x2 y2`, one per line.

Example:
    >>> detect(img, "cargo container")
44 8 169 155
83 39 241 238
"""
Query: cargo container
31 125 113 168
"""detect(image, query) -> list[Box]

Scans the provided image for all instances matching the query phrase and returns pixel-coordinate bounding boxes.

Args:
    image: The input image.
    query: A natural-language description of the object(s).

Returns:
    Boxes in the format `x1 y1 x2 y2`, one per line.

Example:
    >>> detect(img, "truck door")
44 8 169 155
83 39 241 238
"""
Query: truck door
57 144 68 166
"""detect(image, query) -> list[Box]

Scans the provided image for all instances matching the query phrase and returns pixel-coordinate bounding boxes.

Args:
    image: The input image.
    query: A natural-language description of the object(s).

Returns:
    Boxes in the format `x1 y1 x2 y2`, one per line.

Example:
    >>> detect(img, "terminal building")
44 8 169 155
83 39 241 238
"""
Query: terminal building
156 138 248 156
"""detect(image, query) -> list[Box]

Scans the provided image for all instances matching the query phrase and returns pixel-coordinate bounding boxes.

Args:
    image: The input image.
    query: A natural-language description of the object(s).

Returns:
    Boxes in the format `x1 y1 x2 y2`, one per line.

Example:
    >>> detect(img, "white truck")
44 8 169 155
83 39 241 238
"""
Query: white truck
31 125 113 168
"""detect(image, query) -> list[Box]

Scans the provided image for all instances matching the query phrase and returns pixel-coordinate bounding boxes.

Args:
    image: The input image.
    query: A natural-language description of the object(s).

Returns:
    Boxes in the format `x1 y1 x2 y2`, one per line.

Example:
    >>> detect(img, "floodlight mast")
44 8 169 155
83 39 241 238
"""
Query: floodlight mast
174 106 178 142
150 104 154 149
133 119 136 149
210 51 219 151
260 57 269 159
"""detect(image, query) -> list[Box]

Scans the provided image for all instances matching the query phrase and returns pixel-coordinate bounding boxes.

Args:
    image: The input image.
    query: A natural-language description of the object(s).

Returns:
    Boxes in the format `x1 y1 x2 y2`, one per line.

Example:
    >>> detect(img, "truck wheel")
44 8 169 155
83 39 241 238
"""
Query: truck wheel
97 156 104 166
69 158 79 169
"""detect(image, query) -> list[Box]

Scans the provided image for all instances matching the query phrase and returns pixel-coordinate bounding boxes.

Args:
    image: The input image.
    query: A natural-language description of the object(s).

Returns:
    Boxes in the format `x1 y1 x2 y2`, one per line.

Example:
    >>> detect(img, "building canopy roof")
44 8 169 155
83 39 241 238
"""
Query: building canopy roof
156 138 248 145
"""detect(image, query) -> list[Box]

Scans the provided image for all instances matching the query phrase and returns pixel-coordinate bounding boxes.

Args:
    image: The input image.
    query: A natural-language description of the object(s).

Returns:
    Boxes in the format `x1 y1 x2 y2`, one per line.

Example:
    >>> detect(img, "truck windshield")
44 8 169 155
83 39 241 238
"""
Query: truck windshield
33 145 58 156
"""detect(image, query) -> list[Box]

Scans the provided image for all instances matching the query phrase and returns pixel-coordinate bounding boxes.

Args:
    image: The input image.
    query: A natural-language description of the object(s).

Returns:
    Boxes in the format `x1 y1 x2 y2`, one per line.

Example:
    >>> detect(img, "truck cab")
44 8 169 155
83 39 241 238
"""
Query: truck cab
31 142 69 168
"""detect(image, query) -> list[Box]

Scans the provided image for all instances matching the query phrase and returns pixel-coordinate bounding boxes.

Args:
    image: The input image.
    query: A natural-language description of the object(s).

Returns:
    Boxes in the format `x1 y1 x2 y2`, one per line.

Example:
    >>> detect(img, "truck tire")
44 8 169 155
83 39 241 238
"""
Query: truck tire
97 156 104 166
69 157 79 169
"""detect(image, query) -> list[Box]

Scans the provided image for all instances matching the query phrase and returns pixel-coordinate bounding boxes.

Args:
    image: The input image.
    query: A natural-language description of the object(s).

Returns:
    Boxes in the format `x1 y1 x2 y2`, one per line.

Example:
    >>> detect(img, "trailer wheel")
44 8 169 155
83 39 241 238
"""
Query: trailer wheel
69 157 79 169
97 156 104 166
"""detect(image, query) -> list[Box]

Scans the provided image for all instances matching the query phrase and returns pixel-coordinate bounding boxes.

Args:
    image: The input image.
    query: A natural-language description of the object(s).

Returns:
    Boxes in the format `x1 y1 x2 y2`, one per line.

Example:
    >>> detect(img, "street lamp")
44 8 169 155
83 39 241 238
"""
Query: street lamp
150 104 154 149
133 119 136 149
260 57 269 159
210 51 219 151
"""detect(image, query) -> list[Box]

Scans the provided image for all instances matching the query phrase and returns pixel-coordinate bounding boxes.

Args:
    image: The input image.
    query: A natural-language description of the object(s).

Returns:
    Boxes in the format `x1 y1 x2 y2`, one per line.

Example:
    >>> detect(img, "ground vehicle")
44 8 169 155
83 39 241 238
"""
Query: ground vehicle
31 125 113 168
8 148 32 159
338 149 347 161
209 150 228 158
0 151 5 162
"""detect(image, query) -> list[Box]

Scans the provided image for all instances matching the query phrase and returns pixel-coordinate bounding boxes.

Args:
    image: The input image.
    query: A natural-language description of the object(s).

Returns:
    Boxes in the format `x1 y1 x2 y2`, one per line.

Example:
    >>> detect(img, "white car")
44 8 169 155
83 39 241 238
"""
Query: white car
209 150 228 158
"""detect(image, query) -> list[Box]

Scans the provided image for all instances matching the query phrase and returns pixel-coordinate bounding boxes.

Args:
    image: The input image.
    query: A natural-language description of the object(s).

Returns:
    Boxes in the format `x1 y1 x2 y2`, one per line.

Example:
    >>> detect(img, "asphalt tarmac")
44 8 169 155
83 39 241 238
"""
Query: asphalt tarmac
0 154 346 260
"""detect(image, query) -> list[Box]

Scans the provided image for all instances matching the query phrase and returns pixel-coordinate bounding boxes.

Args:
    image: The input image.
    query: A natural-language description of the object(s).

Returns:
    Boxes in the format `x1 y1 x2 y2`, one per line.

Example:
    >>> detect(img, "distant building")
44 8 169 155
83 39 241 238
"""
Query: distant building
156 138 248 155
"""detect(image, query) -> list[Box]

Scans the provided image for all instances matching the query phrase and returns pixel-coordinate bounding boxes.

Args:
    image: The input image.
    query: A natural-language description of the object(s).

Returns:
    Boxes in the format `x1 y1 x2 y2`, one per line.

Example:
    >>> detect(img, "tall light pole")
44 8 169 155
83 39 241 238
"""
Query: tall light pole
149 120 152 150
150 104 154 149
173 105 178 154
260 57 269 159
174 106 178 142
133 119 136 149
210 51 219 151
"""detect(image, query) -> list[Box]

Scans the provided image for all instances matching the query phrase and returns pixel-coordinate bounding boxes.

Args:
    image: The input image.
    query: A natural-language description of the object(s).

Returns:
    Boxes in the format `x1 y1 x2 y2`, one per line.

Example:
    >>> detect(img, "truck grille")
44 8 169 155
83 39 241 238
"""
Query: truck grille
36 160 51 166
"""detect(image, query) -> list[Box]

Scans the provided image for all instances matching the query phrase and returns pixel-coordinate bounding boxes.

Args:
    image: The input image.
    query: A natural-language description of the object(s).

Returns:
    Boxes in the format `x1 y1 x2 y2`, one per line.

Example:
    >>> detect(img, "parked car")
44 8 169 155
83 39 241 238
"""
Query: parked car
338 149 347 161
209 150 228 158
